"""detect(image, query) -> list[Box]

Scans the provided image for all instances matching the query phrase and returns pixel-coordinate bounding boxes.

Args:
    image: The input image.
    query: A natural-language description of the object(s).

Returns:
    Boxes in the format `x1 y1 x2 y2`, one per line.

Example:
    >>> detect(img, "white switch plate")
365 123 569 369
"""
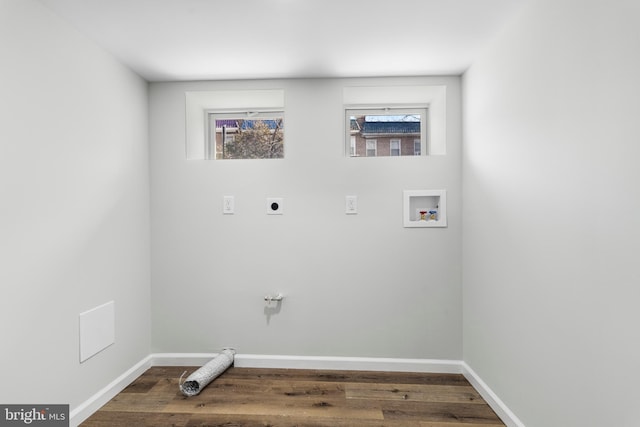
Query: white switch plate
223 196 234 214
267 197 284 215
346 195 357 214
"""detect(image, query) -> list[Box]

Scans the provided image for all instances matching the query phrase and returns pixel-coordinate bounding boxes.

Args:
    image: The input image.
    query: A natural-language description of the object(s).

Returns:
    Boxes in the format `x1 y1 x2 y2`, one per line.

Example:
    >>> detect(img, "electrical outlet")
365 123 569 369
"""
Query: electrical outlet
346 195 357 214
223 196 234 214
267 197 284 215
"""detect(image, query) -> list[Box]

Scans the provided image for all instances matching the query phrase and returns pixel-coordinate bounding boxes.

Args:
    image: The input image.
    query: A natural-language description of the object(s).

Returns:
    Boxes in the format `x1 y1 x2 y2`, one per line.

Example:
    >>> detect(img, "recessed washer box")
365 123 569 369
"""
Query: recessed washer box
267 197 284 215
403 190 447 227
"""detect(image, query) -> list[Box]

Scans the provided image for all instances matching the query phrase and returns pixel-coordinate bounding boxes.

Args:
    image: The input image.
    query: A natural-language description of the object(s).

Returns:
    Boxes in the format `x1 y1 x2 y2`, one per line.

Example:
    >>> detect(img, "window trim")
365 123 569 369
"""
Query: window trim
343 85 446 156
185 89 285 160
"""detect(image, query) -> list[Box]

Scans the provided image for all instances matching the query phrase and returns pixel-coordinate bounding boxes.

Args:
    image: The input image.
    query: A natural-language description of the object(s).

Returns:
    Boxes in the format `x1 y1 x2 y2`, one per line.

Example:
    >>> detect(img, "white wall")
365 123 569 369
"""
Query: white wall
462 0 640 426
149 76 462 359
0 0 150 411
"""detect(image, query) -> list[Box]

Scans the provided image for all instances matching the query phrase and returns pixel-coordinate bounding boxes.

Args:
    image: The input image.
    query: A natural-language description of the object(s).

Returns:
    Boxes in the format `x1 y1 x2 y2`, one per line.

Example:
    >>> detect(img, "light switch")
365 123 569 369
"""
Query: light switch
223 196 234 214
346 195 357 214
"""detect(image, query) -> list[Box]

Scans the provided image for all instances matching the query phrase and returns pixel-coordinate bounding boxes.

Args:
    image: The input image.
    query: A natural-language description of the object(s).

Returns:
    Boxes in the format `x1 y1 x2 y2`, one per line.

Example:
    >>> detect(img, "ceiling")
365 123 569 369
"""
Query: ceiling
37 0 526 82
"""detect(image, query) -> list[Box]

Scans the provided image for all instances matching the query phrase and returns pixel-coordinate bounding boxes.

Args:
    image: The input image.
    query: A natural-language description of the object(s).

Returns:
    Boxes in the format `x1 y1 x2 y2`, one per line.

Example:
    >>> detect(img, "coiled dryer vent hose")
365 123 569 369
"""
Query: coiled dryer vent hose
179 348 235 397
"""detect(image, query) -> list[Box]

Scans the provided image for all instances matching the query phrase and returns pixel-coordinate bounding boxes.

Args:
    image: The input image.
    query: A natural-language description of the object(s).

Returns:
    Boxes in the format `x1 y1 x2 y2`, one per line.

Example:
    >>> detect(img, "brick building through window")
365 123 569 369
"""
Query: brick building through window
349 114 422 157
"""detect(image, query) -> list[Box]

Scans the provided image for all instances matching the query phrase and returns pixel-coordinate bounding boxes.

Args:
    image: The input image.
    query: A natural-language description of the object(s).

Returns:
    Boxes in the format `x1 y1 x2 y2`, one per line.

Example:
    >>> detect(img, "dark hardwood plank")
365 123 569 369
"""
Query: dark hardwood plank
222 368 471 386
81 411 191 427
382 400 503 424
345 383 484 404
185 414 423 427
98 375 177 412
162 385 385 421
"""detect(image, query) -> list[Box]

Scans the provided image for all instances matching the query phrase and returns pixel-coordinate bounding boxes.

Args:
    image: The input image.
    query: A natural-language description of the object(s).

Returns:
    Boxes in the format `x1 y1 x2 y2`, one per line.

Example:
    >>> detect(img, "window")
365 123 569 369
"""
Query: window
345 107 426 157
207 111 284 159
366 140 377 157
390 139 401 156
343 85 447 156
185 89 285 160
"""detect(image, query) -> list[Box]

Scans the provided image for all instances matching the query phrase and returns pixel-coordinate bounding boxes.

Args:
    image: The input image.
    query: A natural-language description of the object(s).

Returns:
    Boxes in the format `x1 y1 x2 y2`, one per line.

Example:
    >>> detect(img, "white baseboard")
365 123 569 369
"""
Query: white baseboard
69 354 152 427
148 352 462 373
70 354 522 427
149 352 219 367
462 362 526 427
234 354 463 373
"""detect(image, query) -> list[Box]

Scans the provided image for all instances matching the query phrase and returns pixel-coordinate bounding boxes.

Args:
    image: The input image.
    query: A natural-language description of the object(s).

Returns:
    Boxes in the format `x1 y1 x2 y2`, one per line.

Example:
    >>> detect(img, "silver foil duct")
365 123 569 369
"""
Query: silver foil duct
179 348 235 397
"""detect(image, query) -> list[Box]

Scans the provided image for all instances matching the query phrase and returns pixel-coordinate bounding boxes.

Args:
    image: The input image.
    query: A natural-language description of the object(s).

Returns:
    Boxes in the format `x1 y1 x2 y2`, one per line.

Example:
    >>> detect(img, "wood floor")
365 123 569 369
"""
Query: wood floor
81 366 505 427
